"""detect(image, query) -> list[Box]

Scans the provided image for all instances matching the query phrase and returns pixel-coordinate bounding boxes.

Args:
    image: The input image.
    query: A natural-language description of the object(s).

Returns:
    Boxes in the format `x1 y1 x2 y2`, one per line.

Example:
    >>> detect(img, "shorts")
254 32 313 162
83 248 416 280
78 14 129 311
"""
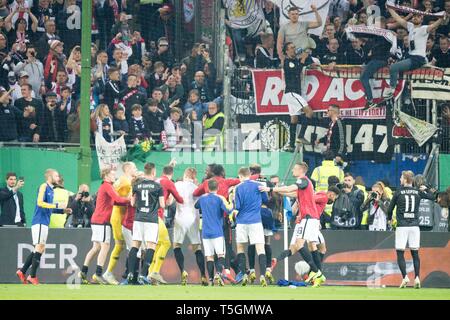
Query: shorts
122 225 144 258
395 226 420 250
132 221 159 244
173 220 201 245
236 223 265 245
312 230 325 245
290 218 320 245
263 229 273 237
32 224 49 245
203 237 226 257
91 224 111 244
285 92 308 116
122 226 133 251
110 206 126 241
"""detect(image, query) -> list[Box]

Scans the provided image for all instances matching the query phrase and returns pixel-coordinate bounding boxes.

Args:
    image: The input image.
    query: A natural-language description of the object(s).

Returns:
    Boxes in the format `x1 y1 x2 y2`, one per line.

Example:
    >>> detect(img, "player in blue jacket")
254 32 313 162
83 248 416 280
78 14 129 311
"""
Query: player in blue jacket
232 167 271 287
195 179 233 286
16 169 72 285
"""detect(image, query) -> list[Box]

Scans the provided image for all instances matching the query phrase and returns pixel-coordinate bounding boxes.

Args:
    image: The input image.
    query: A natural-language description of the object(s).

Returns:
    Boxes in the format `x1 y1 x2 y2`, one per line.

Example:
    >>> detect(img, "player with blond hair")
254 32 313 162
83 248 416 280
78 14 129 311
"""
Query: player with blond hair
16 169 72 285
103 162 137 285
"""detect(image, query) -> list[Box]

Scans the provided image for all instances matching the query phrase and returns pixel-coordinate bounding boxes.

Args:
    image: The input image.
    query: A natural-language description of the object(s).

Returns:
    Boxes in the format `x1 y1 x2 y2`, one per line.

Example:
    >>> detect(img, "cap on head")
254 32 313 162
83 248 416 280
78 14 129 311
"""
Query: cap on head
19 71 29 78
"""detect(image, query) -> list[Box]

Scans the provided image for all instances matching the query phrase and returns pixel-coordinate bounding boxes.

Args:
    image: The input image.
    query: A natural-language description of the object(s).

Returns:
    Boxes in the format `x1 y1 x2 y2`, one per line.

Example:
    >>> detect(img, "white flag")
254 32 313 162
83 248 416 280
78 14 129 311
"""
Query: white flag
224 0 265 29
397 111 438 147
95 133 127 176
271 0 330 36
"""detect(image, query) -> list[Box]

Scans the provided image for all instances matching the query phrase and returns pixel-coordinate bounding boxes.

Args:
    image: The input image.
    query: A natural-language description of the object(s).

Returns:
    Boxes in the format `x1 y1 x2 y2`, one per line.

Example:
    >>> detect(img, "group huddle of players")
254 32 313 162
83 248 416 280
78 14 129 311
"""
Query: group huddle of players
16 161 427 289
75 160 329 287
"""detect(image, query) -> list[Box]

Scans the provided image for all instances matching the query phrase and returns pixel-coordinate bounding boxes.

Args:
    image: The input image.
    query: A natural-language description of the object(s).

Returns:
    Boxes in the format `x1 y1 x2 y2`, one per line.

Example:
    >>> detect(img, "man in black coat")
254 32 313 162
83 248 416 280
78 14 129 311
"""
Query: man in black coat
316 104 346 162
0 87 20 142
0 172 26 226
37 92 67 142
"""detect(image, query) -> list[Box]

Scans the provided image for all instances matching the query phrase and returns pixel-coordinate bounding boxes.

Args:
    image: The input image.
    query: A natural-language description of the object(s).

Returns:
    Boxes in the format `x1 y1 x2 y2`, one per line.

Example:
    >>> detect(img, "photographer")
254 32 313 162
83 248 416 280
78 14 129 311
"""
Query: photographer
342 173 365 229
327 185 358 230
13 46 44 96
361 182 391 231
67 185 94 228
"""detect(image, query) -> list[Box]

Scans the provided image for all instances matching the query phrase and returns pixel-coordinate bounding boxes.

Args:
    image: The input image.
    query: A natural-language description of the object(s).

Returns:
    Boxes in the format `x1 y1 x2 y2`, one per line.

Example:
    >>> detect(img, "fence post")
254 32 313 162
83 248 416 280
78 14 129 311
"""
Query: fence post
174 0 184 61
223 46 232 151
194 0 202 42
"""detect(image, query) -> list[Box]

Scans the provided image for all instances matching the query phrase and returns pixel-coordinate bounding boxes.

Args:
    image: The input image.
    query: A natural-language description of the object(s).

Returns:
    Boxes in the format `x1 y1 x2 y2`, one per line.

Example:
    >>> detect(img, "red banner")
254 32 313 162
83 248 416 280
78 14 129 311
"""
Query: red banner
251 68 405 119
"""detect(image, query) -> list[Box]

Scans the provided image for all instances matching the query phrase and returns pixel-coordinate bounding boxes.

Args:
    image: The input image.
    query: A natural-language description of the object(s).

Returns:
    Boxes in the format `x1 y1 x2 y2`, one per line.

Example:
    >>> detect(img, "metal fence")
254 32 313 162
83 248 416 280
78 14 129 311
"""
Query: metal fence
225 66 443 156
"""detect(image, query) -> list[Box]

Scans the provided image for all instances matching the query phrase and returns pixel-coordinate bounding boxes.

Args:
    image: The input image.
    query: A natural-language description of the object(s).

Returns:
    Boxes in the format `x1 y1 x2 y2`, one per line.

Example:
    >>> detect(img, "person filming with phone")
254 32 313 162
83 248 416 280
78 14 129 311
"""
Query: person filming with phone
0 172 26 227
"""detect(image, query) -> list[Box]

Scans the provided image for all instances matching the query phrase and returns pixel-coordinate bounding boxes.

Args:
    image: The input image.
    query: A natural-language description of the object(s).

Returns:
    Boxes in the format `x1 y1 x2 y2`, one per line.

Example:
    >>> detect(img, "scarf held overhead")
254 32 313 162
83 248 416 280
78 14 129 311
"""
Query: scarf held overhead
386 0 446 17
345 25 398 55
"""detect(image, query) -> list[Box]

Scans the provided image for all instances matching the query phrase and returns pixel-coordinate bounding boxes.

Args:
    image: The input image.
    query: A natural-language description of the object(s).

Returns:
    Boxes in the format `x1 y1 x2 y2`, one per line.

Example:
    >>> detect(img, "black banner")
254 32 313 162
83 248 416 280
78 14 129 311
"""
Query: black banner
419 199 436 228
237 115 395 162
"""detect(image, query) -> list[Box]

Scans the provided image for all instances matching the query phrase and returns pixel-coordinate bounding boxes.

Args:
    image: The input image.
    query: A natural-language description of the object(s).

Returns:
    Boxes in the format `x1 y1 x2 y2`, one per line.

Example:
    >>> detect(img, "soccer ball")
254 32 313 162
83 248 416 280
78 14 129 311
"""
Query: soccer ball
294 261 310 277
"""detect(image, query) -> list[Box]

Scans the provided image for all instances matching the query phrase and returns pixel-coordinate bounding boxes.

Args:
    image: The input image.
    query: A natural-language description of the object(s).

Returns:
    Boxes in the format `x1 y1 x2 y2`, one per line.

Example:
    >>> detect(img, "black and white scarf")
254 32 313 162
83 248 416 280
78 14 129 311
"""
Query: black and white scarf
386 0 446 18
345 25 398 55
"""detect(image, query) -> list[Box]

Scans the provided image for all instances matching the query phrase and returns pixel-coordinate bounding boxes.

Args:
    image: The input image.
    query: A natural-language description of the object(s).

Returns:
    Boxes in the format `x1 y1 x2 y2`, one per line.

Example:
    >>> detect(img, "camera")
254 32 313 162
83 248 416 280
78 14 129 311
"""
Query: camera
295 47 304 55
80 191 89 198
336 183 350 190
370 191 378 199
338 208 352 222
18 176 24 182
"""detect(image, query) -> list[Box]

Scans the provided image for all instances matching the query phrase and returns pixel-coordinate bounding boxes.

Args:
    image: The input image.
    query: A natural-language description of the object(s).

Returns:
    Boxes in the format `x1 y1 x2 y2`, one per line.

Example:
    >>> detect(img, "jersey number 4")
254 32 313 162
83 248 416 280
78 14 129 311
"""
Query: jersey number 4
141 190 150 207
404 195 416 218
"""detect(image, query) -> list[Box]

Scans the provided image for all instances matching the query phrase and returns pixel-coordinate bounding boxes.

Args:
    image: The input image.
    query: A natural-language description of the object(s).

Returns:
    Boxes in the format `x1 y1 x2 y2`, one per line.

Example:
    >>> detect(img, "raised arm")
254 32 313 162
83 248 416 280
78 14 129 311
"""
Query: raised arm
387 7 408 28
28 9 38 33
277 29 285 63
427 17 444 33
4 7 17 32
307 5 322 29
260 183 299 196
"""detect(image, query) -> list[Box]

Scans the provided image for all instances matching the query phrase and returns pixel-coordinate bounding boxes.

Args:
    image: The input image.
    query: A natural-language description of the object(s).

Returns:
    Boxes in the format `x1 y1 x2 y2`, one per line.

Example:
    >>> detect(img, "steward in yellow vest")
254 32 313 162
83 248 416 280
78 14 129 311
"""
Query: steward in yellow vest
203 102 225 151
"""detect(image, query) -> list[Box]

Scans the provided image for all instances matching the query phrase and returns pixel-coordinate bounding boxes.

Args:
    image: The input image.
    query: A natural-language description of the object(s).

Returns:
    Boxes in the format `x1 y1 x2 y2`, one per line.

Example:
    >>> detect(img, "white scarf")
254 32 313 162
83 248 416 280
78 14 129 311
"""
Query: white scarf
345 25 398 55
386 0 446 17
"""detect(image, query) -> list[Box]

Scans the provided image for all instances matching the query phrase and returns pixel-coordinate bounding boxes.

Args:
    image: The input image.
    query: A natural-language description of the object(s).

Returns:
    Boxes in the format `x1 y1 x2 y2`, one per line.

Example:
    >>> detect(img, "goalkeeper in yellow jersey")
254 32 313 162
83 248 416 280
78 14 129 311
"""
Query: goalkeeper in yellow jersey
103 162 137 285
148 161 184 284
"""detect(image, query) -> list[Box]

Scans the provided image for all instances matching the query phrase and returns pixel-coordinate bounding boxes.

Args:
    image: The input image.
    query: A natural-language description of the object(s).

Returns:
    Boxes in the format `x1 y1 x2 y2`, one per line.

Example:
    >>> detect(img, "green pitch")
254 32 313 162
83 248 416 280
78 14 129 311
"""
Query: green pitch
0 284 449 300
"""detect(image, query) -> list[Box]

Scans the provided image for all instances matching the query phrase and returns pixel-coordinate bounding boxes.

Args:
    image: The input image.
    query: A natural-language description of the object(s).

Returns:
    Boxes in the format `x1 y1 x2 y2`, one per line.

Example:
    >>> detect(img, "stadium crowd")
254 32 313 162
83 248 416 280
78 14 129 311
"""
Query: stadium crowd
0 0 225 150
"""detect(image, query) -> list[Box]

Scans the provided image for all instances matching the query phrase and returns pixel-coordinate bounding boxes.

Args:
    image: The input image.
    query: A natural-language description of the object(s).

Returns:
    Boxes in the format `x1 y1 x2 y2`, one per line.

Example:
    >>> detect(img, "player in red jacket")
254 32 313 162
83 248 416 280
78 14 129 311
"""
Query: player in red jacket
79 168 130 284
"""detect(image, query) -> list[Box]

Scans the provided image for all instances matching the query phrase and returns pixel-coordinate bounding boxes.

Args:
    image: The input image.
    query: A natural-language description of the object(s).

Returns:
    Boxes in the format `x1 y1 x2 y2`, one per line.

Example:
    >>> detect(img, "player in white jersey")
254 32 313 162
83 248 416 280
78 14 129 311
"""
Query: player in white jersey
172 168 208 286
384 7 445 99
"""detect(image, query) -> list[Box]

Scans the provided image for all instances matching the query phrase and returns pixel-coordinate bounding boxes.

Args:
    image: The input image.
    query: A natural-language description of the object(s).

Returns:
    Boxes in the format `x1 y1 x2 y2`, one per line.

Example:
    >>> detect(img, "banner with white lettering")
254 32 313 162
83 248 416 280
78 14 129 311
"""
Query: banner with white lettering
411 68 450 100
271 0 330 36
237 115 395 161
418 199 435 229
95 133 127 173
251 68 405 118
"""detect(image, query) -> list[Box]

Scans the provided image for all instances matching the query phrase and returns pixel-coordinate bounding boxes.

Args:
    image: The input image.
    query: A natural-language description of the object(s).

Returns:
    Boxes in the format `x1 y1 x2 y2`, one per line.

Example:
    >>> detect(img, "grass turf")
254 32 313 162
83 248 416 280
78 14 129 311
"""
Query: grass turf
0 284 449 300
